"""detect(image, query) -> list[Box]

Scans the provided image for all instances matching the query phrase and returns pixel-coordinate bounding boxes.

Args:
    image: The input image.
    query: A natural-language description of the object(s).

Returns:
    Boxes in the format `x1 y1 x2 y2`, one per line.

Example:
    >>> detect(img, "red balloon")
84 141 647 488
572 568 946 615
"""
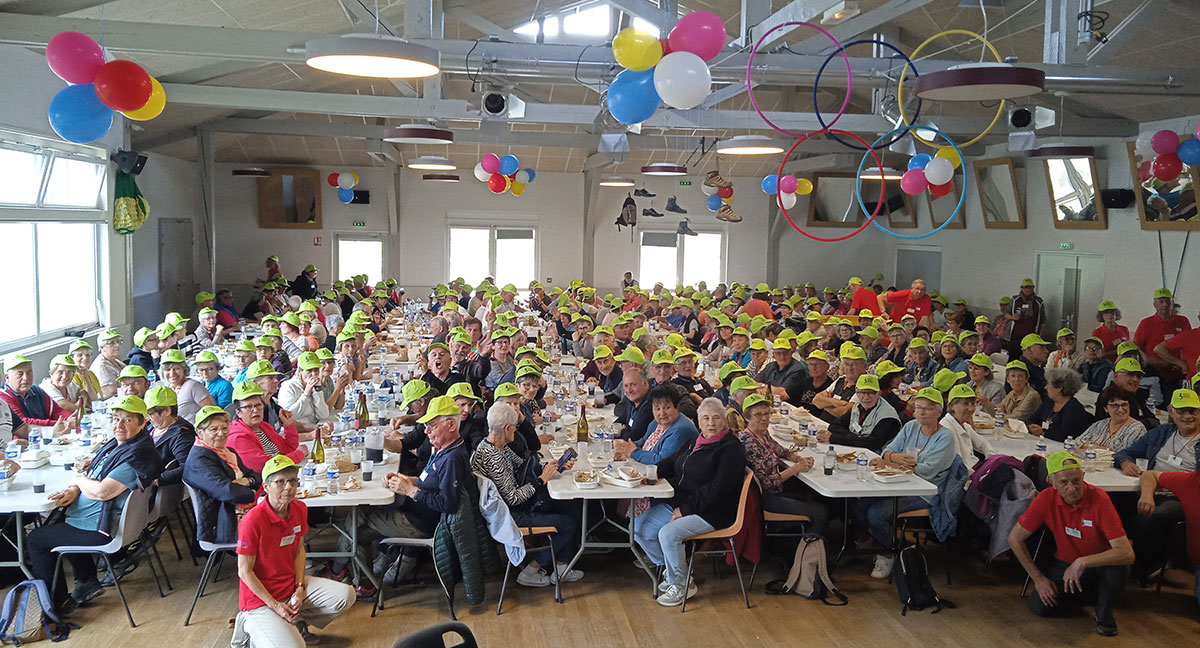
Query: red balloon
488 173 508 193
1152 153 1183 182
717 185 734 199
660 38 672 55
327 172 339 187
93 60 152 111
929 181 953 197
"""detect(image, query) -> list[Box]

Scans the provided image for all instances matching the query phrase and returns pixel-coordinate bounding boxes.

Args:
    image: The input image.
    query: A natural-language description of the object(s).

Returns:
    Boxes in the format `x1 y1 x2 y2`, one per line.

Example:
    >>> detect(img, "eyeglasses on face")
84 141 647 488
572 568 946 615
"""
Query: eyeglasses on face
1105 402 1129 410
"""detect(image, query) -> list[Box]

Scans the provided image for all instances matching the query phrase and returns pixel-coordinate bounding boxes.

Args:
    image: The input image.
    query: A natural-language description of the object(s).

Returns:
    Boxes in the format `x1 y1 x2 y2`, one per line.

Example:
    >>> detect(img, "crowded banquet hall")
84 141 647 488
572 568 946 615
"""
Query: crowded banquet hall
4 1 1200 646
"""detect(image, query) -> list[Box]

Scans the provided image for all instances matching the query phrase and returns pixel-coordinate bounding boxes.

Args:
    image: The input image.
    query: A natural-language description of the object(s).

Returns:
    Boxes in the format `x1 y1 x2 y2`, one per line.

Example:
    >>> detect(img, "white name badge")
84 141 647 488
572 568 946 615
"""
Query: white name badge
1082 519 1093 528
419 470 429 481
280 534 295 547
1065 526 1082 539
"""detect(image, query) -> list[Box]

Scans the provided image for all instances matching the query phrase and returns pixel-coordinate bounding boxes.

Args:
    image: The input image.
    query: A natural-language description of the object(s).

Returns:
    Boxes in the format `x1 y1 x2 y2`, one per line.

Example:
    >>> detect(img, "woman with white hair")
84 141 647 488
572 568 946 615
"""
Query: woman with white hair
90 329 126 398
470 402 581 588
193 307 229 349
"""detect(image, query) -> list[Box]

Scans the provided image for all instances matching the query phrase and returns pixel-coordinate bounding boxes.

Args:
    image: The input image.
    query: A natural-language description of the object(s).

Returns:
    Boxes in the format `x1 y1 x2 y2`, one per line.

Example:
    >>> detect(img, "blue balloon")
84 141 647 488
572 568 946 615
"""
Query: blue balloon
1178 139 1200 166
499 155 519 176
47 83 113 144
337 188 354 203
761 174 778 195
908 153 932 170
606 68 660 125
707 194 722 211
523 168 536 183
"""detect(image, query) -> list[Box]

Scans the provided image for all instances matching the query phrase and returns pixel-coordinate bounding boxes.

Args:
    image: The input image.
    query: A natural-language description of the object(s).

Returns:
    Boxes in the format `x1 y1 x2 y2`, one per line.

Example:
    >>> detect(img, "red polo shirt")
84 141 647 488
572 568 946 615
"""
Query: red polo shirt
237 497 309 611
1018 482 1125 564
849 287 879 314
1156 471 1200 562
1164 328 1200 377
1091 324 1131 359
740 298 774 320
883 289 931 322
1134 314 1191 354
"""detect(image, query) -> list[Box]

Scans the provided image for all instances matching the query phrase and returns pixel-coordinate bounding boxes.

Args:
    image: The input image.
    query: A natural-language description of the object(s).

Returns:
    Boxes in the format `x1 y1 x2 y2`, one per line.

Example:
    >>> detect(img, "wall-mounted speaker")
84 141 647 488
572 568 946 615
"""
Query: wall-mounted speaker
1101 189 1134 209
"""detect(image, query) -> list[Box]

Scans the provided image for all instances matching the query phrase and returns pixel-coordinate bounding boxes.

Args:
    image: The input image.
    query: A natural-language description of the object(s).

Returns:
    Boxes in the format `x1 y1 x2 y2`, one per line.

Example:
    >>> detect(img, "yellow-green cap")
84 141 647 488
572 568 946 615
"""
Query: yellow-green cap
1052 328 1074 341
1171 389 1200 409
859 326 879 339
742 393 771 411
1117 340 1139 356
493 382 520 399
322 290 337 300
848 276 863 285
164 312 189 327
160 349 186 364
860 309 875 318
1114 357 1143 374
1083 336 1103 347
805 311 823 322
254 337 274 349
68 339 93 354
755 282 770 293
417 395 460 423
315 348 334 361
908 338 929 349
913 387 944 407
198 307 219 318
593 326 614 337
651 349 676 365
1046 450 1083 476
296 352 321 371
118 365 148 380
974 315 991 325
967 353 993 369
729 375 763 393
841 344 867 361
111 394 148 418
98 328 122 343
875 360 904 378
490 328 513 341
856 374 880 391
663 333 686 349
195 405 228 428
263 282 277 291
400 380 432 409
748 338 767 351
948 384 977 403
775 329 797 344
264 328 283 340
1000 296 1012 304
731 327 751 338
1020 278 1034 288
195 291 216 305
1154 288 1173 299
133 327 155 347
247 359 281 379
191 350 219 365
49 354 78 369
261 455 298 482
593 345 614 360
516 365 541 380
959 331 979 344
932 368 966 393
447 382 482 402
930 331 945 344
1006 360 1029 373
233 381 264 402
1020 333 1051 350
1097 300 1117 312
280 312 301 328
144 385 178 409
807 350 829 362
672 348 698 363
888 322 904 332
718 361 749 383
901 314 917 322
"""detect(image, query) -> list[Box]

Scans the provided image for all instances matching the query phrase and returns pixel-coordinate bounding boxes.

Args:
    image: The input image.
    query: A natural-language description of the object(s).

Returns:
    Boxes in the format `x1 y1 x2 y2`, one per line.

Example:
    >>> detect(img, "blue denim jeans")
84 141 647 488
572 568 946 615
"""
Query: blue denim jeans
851 496 929 550
633 503 715 587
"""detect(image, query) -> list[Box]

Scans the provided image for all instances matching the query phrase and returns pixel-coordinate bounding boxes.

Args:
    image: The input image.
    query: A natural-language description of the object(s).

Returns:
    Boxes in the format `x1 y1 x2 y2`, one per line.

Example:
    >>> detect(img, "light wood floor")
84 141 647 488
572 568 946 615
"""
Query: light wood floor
55 536 1198 648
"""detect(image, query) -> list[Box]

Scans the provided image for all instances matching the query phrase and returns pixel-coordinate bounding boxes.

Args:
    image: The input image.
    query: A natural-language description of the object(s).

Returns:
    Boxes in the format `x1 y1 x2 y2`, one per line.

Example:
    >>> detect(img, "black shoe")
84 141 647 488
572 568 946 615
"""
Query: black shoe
676 219 698 236
57 597 79 617
665 196 687 214
643 207 664 218
71 579 104 604
634 188 656 197
98 559 138 587
1096 617 1118 637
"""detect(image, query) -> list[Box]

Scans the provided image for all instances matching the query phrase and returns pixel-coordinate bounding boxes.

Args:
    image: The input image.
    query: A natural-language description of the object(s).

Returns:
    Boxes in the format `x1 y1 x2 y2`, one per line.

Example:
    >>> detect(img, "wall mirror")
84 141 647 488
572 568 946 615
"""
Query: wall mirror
972 157 1025 229
1126 141 1200 230
257 167 323 229
1036 148 1106 229
925 178 965 229
807 172 865 228
862 176 917 228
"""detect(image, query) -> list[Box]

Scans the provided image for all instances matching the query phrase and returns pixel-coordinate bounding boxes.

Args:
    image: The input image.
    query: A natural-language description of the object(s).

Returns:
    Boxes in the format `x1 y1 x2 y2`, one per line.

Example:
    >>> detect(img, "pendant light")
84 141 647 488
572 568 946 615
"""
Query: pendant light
915 63 1045 102
715 136 784 156
599 177 636 187
641 163 688 176
383 125 454 144
407 156 456 170
304 3 439 79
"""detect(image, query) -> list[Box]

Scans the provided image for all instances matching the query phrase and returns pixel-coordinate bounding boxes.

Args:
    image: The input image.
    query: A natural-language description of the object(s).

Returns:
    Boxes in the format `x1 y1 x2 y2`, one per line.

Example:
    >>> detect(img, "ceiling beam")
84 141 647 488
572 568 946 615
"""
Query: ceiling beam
607 0 678 32
445 6 523 41
733 0 841 49
1 0 121 15
1086 0 1164 65
785 0 937 55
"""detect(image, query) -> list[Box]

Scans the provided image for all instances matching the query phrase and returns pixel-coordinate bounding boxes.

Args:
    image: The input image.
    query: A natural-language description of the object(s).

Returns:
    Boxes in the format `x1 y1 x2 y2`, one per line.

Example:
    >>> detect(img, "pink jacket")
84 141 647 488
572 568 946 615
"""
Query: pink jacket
226 418 302 473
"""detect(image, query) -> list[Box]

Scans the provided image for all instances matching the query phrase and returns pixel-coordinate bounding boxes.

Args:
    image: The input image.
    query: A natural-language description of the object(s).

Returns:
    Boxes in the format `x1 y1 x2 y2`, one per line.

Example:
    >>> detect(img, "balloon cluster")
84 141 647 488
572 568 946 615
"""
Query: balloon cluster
45 31 166 143
607 11 722 124
327 172 361 203
472 154 535 196
701 180 737 212
1137 129 1200 183
898 147 961 196
759 173 813 209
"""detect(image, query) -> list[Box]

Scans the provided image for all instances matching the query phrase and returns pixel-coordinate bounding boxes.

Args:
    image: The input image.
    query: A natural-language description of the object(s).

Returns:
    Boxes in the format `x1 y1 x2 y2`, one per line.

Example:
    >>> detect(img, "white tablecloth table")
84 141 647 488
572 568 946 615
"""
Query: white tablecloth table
983 431 1139 492
0 463 82 577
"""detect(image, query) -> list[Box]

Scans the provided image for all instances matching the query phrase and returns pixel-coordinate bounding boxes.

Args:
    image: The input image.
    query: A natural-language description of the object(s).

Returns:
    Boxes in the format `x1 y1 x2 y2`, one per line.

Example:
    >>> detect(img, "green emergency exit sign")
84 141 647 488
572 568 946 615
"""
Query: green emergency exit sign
679 180 691 186
353 221 365 227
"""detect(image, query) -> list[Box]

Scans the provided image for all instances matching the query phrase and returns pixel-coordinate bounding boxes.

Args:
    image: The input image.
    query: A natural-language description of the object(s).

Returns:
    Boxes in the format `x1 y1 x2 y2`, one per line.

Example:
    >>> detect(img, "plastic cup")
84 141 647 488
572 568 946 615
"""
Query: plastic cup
1135 458 1149 472
645 465 658 485
362 460 374 482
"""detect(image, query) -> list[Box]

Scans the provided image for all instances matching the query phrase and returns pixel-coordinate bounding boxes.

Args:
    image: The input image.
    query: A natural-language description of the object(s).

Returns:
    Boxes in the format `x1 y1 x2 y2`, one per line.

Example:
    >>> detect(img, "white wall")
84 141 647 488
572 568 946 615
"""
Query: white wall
131 153 205 326
775 190 888 289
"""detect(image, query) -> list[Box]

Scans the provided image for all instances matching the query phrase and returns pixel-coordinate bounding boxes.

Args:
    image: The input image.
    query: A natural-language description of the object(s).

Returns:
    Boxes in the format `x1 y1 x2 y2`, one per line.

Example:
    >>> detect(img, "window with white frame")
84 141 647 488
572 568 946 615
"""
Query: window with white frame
336 236 385 287
448 225 538 292
0 221 100 350
638 230 725 288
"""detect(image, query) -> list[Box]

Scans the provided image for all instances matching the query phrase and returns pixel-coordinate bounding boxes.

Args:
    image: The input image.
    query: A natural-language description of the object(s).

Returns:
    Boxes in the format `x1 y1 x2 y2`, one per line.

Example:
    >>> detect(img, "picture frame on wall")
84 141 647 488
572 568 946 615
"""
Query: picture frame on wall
1126 141 1200 231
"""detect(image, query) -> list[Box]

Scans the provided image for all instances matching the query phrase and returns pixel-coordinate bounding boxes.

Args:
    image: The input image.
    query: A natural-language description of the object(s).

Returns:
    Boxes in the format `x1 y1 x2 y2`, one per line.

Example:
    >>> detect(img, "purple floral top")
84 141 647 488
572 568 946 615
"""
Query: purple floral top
737 429 788 493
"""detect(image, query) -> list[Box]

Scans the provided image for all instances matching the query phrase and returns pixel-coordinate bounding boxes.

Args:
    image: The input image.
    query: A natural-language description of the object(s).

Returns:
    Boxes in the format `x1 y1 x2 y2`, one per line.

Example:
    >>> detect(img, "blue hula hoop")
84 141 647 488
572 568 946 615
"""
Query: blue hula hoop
855 125 965 239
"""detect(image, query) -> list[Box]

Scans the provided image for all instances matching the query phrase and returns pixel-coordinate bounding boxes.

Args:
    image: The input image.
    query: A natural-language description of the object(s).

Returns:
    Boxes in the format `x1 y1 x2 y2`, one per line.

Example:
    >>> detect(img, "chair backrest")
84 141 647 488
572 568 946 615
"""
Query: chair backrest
723 469 755 536
392 621 478 648
149 482 185 520
183 483 205 530
114 487 155 547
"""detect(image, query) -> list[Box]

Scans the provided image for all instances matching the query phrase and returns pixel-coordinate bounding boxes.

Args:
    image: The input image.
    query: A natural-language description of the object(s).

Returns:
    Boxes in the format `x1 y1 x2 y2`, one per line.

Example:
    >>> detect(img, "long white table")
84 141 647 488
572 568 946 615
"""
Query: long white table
0 463 77 577
982 431 1139 492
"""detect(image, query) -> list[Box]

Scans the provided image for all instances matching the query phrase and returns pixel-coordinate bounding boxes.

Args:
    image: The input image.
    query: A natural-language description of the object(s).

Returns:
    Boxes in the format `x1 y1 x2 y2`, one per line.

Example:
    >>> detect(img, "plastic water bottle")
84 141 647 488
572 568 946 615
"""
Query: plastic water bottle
28 428 42 450
1035 438 1048 454
338 414 351 434
780 403 789 418
4 442 20 461
823 445 836 476
1063 436 1076 454
856 452 870 482
995 411 1006 430
772 394 782 409
807 425 818 444
326 465 340 494
302 463 317 489
1084 447 1097 471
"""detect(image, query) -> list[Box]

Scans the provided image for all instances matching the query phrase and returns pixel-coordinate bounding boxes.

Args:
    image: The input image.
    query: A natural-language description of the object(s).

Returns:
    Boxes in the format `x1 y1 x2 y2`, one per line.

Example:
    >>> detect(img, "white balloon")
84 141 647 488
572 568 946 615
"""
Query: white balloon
653 51 712 110
516 169 532 183
924 158 954 186
701 183 718 196
473 162 490 182
337 172 356 189
780 192 797 209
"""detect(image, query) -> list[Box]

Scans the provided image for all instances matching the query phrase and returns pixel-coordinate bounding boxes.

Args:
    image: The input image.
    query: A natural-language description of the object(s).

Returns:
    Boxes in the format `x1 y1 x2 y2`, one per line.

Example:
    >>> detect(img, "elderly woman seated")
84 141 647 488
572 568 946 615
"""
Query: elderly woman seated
40 354 85 414
1076 387 1147 452
822 375 902 453
613 387 699 467
159 349 215 425
68 340 102 405
633 397 747 607
966 353 1006 415
183 406 261 546
278 352 332 440
1026 367 1094 442
941 385 994 472
471 402 582 587
190 350 233 409
144 386 196 485
90 329 127 398
225 381 306 474
194 307 230 349
1000 360 1043 423
26 395 162 614
738 394 829 534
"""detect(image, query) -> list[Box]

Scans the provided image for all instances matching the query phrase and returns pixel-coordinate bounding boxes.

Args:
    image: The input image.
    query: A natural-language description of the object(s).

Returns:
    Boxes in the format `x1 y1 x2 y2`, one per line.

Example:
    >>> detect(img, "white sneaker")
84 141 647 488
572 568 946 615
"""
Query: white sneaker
871 554 895 579
656 581 698 606
550 565 584 583
516 566 553 588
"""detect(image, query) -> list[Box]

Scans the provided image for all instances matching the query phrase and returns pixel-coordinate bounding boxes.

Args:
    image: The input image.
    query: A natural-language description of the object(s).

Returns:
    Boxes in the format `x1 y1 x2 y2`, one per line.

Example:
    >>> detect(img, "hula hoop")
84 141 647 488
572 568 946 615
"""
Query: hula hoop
778 129 885 242
897 29 1004 148
814 39 921 151
747 22 851 137
854 125 965 240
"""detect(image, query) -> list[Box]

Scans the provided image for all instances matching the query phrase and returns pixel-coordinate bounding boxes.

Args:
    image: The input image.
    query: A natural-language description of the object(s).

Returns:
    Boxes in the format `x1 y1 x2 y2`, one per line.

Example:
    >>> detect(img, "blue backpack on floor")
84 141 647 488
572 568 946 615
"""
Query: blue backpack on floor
0 580 77 644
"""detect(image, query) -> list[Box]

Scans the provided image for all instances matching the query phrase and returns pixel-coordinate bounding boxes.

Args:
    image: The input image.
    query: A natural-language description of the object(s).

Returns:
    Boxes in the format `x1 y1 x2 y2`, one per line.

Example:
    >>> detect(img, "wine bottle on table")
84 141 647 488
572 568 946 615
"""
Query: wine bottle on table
313 434 325 464
355 392 369 430
577 401 590 443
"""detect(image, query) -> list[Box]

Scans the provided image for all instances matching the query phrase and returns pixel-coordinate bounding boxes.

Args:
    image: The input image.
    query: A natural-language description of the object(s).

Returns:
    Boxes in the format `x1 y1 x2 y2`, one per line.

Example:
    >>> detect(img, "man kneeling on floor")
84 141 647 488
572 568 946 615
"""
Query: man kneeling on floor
234 456 355 647
1008 451 1135 637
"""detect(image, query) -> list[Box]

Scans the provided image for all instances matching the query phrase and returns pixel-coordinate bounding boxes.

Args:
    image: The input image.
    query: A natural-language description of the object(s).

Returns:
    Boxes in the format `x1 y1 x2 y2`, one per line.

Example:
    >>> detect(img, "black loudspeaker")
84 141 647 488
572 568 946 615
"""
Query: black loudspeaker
1101 189 1134 209
349 190 370 204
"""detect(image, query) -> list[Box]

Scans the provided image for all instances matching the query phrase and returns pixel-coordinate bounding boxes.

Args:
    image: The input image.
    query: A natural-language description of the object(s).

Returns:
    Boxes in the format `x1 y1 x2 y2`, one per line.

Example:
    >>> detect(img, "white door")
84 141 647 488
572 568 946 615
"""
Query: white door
1036 252 1105 332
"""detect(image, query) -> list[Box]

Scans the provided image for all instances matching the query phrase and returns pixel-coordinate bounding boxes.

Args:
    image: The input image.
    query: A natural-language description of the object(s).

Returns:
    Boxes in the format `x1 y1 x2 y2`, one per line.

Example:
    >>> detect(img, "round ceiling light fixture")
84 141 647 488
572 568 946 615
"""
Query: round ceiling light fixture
859 167 904 181
599 177 636 187
382 124 454 144
715 135 785 156
422 173 460 182
641 163 688 176
407 155 456 170
305 34 440 78
914 63 1045 102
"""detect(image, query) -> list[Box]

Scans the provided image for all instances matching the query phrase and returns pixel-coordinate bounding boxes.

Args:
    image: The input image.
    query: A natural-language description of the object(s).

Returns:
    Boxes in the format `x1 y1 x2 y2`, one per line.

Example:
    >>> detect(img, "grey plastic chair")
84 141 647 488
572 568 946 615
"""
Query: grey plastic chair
182 483 238 626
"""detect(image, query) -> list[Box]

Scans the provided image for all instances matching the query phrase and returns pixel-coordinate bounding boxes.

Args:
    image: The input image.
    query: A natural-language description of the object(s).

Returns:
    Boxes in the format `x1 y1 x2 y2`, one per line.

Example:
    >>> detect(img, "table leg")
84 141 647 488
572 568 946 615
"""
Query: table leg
15 512 32 579
832 500 852 569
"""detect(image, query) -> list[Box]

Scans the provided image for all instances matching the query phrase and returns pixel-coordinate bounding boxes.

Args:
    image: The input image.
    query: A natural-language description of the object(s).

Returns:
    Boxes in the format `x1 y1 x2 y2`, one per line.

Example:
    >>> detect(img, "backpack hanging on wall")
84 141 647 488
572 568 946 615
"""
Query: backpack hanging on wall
616 193 637 241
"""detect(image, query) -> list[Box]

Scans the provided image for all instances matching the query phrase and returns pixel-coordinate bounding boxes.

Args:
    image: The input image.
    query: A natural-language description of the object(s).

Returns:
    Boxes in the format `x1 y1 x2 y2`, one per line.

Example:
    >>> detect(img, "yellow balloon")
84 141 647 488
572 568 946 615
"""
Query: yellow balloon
120 77 166 121
934 146 961 169
722 195 734 204
350 172 360 185
510 180 525 196
613 28 663 72
795 178 814 195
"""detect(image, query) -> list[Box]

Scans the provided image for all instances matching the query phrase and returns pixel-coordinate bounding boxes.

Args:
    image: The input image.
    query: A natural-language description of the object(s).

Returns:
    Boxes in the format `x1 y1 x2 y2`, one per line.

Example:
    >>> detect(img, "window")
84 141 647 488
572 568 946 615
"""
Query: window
563 5 611 36
0 133 107 211
0 222 99 351
448 225 538 292
0 147 48 206
631 17 660 38
638 230 725 288
515 16 559 38
42 156 107 209
336 236 384 287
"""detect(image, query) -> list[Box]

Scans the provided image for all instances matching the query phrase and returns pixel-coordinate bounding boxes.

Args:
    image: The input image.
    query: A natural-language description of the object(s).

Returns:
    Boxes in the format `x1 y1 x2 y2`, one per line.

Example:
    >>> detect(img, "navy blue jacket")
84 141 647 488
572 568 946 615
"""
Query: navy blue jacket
182 445 261 544
1113 423 1188 471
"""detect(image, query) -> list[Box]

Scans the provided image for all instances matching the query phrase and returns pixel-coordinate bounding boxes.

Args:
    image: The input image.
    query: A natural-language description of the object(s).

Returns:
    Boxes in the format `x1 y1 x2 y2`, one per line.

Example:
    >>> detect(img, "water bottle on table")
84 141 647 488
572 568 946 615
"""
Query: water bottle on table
823 445 836 476
856 452 869 482
326 465 340 495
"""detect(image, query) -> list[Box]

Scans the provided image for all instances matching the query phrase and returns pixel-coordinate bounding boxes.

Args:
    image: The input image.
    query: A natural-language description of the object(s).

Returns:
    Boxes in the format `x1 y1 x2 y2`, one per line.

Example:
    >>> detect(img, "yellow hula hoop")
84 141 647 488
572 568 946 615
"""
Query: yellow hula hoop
898 29 1005 148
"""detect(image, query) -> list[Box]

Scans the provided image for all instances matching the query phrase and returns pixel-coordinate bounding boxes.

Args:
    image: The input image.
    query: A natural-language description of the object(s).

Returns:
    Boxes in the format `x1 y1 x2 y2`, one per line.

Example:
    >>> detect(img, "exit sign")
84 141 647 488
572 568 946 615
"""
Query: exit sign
353 221 365 227
679 180 692 186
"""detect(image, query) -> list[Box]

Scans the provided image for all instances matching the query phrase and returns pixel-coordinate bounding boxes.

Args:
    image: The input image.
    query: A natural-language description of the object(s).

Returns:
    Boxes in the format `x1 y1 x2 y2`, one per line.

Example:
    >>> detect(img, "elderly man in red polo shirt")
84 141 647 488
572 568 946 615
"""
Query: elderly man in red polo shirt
876 279 933 329
233 456 354 647
1008 451 1134 637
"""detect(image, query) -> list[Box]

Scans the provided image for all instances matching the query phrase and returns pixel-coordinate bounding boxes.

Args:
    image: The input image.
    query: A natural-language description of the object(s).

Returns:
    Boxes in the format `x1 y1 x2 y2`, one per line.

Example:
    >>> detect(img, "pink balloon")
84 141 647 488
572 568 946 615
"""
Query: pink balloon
900 168 929 195
667 11 727 61
1151 129 1179 155
1137 160 1153 183
779 174 799 194
480 153 501 175
46 31 105 84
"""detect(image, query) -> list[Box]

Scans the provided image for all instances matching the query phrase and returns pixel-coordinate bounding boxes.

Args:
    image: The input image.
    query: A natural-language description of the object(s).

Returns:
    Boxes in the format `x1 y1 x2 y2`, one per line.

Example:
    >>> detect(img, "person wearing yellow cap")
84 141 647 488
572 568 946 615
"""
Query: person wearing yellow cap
1154 303 1200 387
278 352 332 439
1075 336 1114 395
225 381 304 475
26 392 162 614
756 334 809 407
422 341 465 396
670 348 713 403
64 340 103 405
184 404 261 548
1009 450 1133 637
847 276 879 316
813 345 869 422
157 348 216 425
999 360 1042 423
736 393 828 535
138 385 195 488
1 353 73 428
939 385 994 472
289 263 319 301
39 354 84 416
90 329 127 399
819 374 902 454
1090 300 1130 363
1007 278 1045 357
881 322 910 368
1133 288 1191 386
877 278 933 330
114 365 149 399
962 354 1003 415
969 315 1001 356
903 338 937 388
854 386 955 579
187 350 232 409
1017 333 1052 398
193 306 229 350
1094 358 1161 429
737 282 775 321
125 326 159 374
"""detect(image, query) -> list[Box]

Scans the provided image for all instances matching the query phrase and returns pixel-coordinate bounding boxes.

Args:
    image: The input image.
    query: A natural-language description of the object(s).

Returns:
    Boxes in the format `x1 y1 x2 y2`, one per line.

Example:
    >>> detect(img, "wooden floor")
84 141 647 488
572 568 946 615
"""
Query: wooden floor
56 537 1197 648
